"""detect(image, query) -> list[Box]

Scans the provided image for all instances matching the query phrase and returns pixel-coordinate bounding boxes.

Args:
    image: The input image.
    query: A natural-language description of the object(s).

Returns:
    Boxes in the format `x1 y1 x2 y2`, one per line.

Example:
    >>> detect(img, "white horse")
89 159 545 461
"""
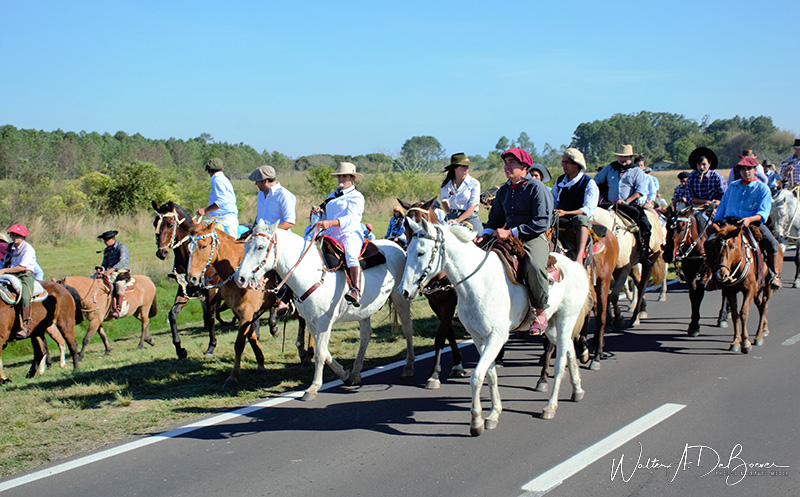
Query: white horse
399 218 591 435
234 220 415 400
770 188 800 287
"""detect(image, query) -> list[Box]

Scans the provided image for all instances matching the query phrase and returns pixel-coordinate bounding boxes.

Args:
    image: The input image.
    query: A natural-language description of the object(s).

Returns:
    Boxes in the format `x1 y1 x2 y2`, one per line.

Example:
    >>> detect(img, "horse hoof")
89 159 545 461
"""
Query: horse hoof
0 378 9 385
590 360 601 371
535 379 549 393
425 379 441 390
579 349 589 364
222 378 238 389
177 348 189 359
629 318 641 327
754 339 763 347
301 391 317 401
613 318 624 329
541 408 556 420
688 326 700 337
718 321 729 329
729 344 740 353
485 419 499 431
793 280 800 288
495 358 503 368
763 329 769 337
742 343 751 354
104 349 112 357
572 391 585 402
146 337 155 346
343 373 356 387
449 367 468 379
399 366 415 378
470 423 485 437
658 295 667 302
639 311 648 320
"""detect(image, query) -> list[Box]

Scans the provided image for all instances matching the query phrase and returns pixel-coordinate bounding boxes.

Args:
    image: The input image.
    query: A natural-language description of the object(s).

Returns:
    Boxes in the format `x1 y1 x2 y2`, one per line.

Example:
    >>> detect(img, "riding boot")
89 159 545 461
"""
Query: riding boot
767 252 783 290
111 294 122 318
576 226 589 266
344 266 362 307
14 306 32 340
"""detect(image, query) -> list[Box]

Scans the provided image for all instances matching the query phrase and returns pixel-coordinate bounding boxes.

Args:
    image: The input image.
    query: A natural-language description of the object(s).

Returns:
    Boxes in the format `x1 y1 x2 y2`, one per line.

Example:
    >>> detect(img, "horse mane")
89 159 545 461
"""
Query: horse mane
448 224 475 243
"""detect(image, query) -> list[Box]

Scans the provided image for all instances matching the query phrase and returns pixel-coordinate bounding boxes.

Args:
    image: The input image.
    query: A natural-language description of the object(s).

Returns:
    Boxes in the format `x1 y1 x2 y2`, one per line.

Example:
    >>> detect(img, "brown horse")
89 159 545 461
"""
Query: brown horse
0 281 81 383
707 223 775 353
185 220 271 387
398 198 466 389
60 274 158 360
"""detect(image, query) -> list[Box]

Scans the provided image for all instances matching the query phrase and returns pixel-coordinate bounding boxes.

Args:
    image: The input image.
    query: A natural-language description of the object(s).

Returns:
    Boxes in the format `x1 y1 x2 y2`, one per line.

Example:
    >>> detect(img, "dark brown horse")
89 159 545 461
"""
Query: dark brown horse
707 222 775 352
398 198 466 389
0 281 81 383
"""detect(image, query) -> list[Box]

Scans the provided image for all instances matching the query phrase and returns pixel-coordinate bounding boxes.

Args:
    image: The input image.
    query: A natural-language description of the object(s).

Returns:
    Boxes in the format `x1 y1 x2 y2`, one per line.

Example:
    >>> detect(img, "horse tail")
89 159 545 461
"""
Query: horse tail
63 284 84 325
651 254 666 284
149 297 158 318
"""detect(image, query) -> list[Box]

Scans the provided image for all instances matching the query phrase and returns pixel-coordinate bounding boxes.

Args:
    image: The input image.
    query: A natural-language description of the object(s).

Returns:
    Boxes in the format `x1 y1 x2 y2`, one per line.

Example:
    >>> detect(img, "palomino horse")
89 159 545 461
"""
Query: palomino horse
398 197 466 389
663 205 730 336
590 206 664 368
184 221 273 388
61 274 158 360
770 188 800 287
400 219 591 434
234 220 415 400
707 223 775 353
0 281 81 383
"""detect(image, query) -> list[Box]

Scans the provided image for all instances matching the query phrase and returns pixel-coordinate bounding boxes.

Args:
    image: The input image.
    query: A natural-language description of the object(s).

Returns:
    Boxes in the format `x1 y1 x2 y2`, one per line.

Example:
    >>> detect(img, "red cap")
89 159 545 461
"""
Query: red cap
501 148 533 168
7 224 28 237
365 223 373 232
736 156 759 168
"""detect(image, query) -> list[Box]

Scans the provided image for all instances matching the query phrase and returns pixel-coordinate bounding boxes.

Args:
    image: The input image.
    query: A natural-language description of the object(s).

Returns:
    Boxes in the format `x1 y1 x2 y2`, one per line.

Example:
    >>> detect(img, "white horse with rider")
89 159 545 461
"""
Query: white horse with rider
770 187 800 287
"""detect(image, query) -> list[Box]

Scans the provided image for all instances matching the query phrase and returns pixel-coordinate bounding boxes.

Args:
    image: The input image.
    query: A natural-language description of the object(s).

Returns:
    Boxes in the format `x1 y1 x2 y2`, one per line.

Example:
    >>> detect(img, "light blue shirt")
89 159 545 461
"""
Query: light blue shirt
617 167 650 205
713 179 771 223
208 171 238 218
255 183 296 226
646 175 659 202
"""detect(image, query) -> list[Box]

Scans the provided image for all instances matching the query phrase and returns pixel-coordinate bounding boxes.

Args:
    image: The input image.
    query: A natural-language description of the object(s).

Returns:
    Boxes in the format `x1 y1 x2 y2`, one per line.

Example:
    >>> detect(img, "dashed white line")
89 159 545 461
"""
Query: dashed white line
781 333 800 346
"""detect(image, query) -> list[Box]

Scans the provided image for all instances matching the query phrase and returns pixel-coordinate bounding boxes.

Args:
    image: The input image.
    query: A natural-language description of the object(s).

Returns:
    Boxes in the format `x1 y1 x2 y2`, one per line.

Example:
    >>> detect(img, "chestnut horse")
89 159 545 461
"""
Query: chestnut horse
707 222 775 353
185 220 272 387
60 274 158 360
398 198 466 389
0 281 81 383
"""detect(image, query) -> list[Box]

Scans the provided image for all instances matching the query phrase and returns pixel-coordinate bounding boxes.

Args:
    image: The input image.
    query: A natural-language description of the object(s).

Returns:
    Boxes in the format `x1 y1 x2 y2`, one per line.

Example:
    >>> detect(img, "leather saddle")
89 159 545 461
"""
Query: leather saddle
486 237 563 286
556 221 609 264
319 236 386 271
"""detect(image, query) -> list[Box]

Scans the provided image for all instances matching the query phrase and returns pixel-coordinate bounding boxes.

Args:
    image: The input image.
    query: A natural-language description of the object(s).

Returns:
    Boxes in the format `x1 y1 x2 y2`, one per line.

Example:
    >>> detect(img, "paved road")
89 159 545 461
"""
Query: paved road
3 279 799 497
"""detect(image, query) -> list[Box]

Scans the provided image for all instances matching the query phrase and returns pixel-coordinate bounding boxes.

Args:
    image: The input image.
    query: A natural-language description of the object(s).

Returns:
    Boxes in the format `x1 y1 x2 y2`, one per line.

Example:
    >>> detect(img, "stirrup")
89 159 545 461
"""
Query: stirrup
345 289 361 307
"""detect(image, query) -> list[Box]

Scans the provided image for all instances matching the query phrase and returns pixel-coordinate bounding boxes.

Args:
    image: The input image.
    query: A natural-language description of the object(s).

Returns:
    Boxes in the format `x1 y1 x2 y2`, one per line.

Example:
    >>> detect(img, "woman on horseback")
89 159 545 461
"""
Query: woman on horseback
0 224 37 339
313 162 365 307
440 153 482 235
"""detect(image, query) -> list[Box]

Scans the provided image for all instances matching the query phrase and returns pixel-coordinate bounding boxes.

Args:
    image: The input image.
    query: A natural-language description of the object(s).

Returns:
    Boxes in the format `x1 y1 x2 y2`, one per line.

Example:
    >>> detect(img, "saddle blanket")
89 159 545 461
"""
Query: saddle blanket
0 275 47 306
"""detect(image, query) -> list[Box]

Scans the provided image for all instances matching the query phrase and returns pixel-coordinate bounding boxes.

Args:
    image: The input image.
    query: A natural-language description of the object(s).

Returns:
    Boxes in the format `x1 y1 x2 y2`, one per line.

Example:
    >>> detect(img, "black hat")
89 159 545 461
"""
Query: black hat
688 147 718 171
98 230 118 241
793 138 800 148
677 171 688 180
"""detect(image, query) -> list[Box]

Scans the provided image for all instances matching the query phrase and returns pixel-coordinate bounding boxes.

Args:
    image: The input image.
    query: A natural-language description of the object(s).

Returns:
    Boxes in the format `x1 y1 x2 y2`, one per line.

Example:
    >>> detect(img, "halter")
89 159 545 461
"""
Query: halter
241 231 279 292
714 231 753 287
187 229 234 289
670 205 715 263
155 211 189 251
413 224 494 295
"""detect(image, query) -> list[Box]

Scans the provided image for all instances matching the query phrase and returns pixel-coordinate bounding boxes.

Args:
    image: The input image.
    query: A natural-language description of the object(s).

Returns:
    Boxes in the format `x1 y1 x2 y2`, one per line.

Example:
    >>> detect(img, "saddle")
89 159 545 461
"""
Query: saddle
487 237 564 286
0 275 47 306
555 221 608 266
319 235 387 271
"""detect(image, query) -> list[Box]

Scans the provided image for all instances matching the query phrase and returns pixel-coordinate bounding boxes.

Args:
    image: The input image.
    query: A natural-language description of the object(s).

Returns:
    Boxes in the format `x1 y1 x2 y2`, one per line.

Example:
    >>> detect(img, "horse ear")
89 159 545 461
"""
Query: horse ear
422 198 435 210
209 220 217 231
397 198 410 211
152 200 159 210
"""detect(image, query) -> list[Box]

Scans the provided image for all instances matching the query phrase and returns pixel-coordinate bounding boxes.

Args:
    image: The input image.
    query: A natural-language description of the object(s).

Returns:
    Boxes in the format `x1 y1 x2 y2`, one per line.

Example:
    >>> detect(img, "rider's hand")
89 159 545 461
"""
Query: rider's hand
310 206 321 214
554 209 566 217
474 236 483 245
495 228 512 240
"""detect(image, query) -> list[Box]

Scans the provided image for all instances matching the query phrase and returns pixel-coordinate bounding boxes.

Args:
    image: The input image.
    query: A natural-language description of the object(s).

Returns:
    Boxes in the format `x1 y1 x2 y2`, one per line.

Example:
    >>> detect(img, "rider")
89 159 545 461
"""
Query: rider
384 205 407 248
728 150 769 185
685 147 727 210
778 138 800 188
250 165 296 230
313 162 365 307
197 158 239 237
0 224 37 340
476 147 553 335
706 156 783 290
551 148 599 266
440 153 481 235
593 144 653 263
672 171 690 209
96 230 130 318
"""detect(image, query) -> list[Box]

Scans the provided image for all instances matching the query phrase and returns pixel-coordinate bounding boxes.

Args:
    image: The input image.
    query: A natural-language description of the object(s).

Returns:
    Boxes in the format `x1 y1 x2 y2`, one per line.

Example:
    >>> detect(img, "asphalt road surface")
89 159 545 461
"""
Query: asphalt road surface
3 277 799 497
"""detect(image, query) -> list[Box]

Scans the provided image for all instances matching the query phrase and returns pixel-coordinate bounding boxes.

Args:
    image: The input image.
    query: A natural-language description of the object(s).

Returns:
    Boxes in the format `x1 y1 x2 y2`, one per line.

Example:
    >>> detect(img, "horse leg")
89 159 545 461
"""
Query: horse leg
717 294 730 328
46 324 67 368
0 352 6 384
268 308 278 337
204 290 219 355
97 325 112 356
739 288 755 354
137 306 155 349
470 333 506 436
793 249 800 288
345 319 374 387
611 266 629 330
393 294 415 378
426 336 446 390
687 278 704 336
223 318 252 388
28 335 47 378
726 292 742 352
535 336 553 393
295 317 313 365
79 316 102 360
543 318 584 420
658 260 668 302
303 322 335 401
246 319 267 374
630 261 656 326
168 295 189 359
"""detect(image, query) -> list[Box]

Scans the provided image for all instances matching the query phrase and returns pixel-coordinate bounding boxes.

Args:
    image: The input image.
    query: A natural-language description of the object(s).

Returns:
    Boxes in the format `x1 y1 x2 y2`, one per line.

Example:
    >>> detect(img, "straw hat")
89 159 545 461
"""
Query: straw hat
330 162 363 181
614 144 635 157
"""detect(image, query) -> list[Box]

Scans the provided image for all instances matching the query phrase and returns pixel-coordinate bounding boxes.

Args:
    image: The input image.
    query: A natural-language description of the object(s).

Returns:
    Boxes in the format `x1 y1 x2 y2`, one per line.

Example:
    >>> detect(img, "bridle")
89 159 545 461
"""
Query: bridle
714 230 753 287
186 229 234 289
241 231 279 291
155 211 189 252
412 224 494 295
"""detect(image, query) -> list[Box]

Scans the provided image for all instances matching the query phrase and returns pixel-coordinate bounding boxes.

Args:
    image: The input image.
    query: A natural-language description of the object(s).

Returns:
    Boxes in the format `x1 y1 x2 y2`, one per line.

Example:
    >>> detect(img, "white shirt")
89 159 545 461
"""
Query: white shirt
4 241 37 272
256 183 296 226
440 175 480 212
208 171 238 218
323 185 365 242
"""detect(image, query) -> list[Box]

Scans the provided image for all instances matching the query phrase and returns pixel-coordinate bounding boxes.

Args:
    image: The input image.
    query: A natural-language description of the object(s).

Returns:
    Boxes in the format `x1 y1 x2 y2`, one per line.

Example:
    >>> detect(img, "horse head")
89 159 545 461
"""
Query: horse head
770 189 793 244
711 223 746 284
399 217 444 300
235 219 279 290
399 197 437 243
185 220 220 286
665 206 699 263
152 200 192 261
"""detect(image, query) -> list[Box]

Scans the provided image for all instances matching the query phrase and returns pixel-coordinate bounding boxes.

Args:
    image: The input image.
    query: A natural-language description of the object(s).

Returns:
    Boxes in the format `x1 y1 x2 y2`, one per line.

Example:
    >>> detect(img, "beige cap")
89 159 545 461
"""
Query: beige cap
563 148 587 170
249 165 276 182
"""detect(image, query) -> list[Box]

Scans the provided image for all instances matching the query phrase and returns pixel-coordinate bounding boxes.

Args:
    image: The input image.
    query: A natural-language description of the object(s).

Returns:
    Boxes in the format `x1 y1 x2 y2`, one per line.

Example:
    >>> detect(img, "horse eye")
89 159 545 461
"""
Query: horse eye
417 252 425 257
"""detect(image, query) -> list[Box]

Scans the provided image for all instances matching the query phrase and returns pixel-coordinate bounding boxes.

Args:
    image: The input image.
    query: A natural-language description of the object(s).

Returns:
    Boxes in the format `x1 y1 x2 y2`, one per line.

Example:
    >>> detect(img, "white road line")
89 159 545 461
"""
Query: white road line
0 340 474 493
781 333 800 346
519 402 686 496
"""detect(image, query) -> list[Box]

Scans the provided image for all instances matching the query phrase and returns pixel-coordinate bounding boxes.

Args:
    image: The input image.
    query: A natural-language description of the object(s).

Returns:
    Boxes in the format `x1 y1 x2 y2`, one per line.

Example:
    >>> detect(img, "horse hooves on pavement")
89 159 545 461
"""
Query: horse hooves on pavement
470 423 485 437
399 366 415 378
754 339 764 347
425 379 441 390
742 344 751 354
301 391 317 401
718 321 729 329
485 419 499 431
687 327 700 337
589 360 601 371
793 280 799 288
449 367 469 379
572 391 585 402
729 344 740 353
535 379 549 393
541 408 556 420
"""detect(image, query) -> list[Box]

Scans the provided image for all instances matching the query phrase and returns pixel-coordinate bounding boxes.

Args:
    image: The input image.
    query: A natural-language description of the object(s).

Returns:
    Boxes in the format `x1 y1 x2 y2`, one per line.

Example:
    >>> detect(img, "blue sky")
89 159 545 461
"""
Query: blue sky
1 1 797 159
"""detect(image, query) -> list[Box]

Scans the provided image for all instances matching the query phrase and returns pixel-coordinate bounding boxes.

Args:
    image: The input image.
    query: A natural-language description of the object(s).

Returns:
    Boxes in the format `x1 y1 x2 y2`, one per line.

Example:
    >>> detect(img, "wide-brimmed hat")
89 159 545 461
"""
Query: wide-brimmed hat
444 152 472 171
528 162 551 183
736 156 759 169
688 147 718 170
7 224 28 238
793 138 800 148
563 148 587 171
330 162 363 181
98 230 118 241
614 144 635 157
249 165 276 182
204 158 223 171
501 148 533 168
762 160 774 168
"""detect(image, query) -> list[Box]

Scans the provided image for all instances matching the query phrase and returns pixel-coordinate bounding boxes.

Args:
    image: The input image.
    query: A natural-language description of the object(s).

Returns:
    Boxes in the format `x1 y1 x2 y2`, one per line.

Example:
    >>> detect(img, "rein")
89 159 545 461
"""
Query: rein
155 211 189 251
187 229 235 289
415 225 495 295
715 232 753 287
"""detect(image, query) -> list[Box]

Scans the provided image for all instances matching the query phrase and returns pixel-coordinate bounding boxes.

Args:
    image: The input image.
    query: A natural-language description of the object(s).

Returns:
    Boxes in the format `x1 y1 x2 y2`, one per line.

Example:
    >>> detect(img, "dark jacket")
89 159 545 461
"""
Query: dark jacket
101 241 130 271
484 174 553 241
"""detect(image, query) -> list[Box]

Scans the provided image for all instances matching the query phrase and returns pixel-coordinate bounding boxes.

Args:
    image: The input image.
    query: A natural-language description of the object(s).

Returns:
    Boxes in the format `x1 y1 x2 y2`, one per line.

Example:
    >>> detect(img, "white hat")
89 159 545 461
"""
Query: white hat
331 162 363 181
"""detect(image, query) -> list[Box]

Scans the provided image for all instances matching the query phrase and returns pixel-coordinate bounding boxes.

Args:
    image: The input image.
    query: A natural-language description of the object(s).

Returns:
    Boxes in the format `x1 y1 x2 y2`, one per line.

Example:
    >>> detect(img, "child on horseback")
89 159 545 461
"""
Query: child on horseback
96 230 130 318
313 162 365 307
0 224 37 339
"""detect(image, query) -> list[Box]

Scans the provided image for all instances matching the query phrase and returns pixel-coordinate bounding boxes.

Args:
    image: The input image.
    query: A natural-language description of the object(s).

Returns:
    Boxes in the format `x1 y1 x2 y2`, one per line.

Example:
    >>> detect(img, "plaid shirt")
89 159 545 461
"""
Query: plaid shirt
779 155 800 185
686 170 727 202
672 182 690 202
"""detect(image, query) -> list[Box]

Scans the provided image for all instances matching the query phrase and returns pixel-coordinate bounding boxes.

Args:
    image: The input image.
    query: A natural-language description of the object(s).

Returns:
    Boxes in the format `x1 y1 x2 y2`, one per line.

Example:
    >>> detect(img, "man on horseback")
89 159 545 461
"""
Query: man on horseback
313 162 365 307
551 148 599 266
197 158 239 237
706 156 783 290
672 171 690 209
250 165 296 230
779 138 800 188
476 147 553 335
0 224 37 340
593 144 653 263
96 230 130 318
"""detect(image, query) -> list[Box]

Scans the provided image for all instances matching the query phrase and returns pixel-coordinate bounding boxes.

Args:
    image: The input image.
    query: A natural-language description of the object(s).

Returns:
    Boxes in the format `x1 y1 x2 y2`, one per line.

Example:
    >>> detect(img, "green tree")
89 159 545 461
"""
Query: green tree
495 136 510 152
396 135 446 173
306 164 338 198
